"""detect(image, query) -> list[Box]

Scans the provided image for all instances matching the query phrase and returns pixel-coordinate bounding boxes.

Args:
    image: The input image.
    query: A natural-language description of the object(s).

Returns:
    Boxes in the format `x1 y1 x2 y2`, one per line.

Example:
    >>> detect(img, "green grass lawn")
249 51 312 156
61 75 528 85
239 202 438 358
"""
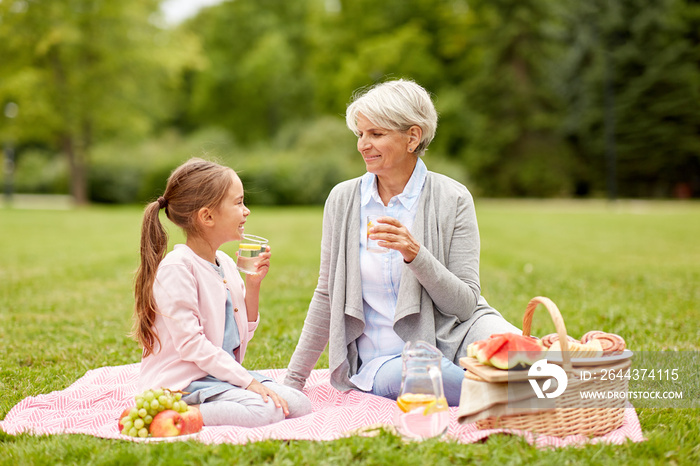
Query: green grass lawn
1 200 699 464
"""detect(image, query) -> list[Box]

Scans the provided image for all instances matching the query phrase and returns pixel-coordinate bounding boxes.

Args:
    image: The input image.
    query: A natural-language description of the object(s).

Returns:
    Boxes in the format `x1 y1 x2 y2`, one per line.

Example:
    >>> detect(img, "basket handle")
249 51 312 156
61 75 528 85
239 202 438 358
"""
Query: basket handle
522 296 573 372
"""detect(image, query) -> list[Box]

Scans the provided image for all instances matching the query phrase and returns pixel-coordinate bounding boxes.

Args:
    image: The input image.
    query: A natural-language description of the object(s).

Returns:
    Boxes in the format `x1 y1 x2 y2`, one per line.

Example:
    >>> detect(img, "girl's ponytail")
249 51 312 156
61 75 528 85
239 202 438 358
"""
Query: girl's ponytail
133 199 168 356
131 158 234 356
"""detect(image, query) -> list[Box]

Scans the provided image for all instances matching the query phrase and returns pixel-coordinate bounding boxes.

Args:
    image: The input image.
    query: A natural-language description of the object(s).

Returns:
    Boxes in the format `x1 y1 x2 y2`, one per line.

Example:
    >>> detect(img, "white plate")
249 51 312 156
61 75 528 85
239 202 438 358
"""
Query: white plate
122 432 200 443
547 349 633 366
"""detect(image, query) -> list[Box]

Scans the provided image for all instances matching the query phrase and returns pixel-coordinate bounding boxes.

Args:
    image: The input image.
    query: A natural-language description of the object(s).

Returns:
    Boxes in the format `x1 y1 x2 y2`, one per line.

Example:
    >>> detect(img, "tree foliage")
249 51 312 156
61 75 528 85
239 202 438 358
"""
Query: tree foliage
453 0 577 196
558 0 700 197
183 0 315 143
0 0 201 203
1 0 698 201
179 0 699 198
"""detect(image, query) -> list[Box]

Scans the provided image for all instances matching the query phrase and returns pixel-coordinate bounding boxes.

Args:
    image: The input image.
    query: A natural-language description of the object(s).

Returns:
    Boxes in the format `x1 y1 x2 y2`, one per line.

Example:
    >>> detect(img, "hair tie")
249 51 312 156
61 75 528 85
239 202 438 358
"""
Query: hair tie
157 196 167 209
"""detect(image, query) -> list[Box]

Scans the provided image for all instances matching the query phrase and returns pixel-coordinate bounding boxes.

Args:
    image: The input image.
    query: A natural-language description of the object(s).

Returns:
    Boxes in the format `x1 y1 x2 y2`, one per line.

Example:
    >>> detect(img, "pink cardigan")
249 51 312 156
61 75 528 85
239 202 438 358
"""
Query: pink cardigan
138 244 258 392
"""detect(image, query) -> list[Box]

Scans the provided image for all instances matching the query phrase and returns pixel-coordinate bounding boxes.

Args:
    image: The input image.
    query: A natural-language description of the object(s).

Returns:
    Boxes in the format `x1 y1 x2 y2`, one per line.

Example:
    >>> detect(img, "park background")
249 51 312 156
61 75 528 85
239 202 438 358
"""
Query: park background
1 0 699 205
1 0 699 464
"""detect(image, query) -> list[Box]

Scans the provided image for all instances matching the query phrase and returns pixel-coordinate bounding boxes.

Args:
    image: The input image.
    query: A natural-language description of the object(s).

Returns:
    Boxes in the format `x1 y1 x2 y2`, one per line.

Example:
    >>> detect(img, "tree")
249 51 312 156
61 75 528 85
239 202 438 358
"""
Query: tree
182 0 316 143
558 0 700 197
447 0 575 196
0 0 201 204
302 0 580 196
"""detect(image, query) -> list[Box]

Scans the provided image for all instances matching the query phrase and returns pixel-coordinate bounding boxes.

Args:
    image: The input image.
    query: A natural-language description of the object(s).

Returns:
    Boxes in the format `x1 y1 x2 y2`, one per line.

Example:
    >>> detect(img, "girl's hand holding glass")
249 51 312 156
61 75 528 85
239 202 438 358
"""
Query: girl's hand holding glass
242 246 271 283
237 234 270 278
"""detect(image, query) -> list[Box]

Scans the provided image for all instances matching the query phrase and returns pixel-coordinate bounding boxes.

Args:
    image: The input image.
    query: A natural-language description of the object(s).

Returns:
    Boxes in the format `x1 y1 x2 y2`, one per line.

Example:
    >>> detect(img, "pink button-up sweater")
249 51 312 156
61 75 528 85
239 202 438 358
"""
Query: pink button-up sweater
138 244 258 392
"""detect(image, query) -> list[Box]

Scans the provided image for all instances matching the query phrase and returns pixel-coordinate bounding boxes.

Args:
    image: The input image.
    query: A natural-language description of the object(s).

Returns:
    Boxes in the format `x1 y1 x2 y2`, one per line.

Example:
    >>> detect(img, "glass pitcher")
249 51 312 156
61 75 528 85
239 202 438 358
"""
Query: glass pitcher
393 341 449 440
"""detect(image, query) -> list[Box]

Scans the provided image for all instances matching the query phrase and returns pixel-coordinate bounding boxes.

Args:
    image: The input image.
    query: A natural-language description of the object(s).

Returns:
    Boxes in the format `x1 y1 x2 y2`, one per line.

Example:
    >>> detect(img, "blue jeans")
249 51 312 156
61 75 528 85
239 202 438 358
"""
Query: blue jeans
370 356 465 407
369 311 521 407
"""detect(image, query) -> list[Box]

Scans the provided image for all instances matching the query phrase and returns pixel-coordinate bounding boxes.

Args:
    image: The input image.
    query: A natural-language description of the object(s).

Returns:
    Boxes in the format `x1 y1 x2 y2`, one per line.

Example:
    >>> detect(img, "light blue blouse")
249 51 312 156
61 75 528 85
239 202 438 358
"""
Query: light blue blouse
349 158 427 390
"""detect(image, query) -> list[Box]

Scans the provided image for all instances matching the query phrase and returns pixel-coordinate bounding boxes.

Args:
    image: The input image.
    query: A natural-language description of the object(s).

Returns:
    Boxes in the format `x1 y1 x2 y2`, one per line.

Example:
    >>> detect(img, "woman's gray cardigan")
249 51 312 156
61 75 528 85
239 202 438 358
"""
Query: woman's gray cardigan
284 171 501 392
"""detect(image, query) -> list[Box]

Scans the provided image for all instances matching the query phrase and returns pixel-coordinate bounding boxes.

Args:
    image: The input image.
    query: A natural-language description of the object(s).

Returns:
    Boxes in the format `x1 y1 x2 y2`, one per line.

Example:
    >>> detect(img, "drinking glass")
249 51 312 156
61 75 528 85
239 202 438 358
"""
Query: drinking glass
236 235 268 274
366 215 389 253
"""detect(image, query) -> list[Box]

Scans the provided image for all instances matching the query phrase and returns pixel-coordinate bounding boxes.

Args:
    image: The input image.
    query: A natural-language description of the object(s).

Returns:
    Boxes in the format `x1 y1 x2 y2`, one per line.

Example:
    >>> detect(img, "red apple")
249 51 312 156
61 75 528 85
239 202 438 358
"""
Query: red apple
179 406 204 435
150 409 183 437
118 407 132 431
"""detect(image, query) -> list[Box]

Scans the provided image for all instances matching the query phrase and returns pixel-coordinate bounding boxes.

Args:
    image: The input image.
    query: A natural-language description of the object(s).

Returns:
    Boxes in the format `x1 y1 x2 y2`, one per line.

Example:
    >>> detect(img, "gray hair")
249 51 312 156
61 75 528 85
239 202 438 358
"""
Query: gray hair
346 79 438 156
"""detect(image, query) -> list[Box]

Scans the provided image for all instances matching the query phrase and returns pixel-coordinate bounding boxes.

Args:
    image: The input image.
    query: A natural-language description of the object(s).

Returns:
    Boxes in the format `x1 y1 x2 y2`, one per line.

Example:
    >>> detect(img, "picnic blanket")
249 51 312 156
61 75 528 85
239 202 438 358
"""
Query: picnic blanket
0 364 645 448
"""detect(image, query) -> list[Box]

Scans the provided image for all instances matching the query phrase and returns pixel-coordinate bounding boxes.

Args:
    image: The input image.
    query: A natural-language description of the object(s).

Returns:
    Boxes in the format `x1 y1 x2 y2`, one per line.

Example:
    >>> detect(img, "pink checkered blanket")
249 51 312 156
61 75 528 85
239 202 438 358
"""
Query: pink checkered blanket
0 364 644 447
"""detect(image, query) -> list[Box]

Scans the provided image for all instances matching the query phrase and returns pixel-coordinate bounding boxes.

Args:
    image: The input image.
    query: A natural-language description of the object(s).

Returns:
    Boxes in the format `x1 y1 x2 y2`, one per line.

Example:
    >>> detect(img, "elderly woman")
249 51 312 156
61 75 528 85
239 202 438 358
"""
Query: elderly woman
283 79 520 406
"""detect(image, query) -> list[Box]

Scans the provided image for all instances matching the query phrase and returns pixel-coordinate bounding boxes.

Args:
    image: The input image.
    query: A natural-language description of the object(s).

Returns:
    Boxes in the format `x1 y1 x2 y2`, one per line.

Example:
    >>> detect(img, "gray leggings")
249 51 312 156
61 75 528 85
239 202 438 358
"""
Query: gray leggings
198 381 312 428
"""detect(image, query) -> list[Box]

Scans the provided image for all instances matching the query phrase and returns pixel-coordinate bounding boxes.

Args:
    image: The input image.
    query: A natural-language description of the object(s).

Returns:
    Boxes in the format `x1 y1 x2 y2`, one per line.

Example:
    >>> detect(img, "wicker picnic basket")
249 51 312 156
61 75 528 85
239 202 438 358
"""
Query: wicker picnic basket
473 296 630 437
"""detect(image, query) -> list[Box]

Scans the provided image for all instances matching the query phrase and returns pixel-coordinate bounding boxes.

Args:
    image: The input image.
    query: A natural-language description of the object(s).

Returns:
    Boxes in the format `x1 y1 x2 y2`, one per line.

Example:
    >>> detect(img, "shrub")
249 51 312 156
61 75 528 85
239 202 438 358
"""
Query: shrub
8 121 472 205
11 149 70 194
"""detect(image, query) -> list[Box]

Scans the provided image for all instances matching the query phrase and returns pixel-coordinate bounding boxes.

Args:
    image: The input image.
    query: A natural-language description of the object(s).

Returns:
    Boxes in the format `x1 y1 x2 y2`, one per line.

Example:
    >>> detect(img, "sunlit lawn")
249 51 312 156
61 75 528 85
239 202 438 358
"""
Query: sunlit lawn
1 200 698 464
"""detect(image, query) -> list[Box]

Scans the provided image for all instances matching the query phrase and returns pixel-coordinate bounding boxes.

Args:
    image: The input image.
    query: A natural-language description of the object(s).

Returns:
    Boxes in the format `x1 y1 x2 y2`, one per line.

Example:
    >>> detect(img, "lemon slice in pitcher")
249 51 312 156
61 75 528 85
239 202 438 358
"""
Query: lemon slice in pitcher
422 396 448 416
396 393 436 413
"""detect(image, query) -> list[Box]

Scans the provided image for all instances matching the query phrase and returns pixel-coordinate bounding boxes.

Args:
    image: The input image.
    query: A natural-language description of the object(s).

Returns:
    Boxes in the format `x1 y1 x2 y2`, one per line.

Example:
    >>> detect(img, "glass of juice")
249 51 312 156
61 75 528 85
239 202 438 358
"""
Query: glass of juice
366 215 390 253
236 235 268 274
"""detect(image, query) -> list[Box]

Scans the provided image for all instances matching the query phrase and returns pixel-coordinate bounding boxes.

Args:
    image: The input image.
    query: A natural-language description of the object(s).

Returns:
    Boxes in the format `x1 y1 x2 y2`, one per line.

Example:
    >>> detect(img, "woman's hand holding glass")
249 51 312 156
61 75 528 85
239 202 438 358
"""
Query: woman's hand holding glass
368 216 421 263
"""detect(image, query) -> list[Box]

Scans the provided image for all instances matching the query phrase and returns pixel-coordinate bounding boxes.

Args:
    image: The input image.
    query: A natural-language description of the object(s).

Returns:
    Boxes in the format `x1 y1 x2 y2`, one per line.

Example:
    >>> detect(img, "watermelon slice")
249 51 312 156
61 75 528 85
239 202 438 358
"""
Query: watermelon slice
467 333 503 359
467 340 486 358
488 333 545 370
475 334 509 365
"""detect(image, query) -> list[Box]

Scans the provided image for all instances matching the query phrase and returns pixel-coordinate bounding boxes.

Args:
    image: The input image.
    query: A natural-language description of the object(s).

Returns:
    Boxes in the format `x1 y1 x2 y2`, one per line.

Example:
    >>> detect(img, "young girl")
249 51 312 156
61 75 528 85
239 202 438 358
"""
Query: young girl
133 158 312 427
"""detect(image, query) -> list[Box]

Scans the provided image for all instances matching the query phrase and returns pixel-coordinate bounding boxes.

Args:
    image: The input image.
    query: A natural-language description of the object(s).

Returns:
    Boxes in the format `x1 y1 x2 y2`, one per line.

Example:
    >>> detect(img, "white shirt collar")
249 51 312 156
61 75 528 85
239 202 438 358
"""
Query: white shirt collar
361 158 427 209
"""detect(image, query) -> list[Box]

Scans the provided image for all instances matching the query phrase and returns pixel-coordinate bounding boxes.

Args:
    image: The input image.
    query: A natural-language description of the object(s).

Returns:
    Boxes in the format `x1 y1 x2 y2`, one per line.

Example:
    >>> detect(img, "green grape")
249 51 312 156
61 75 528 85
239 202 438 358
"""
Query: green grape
125 387 194 437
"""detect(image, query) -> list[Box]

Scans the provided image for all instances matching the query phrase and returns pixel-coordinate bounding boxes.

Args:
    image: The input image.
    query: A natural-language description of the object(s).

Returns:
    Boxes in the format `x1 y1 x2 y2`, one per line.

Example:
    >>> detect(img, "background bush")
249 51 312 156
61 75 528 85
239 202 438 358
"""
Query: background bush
9 118 468 205
10 149 70 195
